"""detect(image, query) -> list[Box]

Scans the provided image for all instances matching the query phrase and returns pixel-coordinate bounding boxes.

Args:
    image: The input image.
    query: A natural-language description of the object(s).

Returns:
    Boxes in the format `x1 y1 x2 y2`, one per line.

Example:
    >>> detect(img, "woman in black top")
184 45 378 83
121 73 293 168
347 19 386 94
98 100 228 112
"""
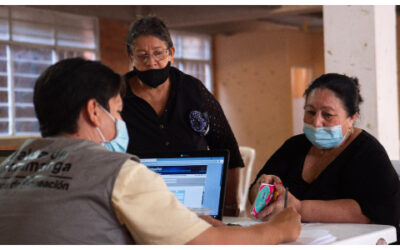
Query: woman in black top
122 17 244 216
249 73 400 234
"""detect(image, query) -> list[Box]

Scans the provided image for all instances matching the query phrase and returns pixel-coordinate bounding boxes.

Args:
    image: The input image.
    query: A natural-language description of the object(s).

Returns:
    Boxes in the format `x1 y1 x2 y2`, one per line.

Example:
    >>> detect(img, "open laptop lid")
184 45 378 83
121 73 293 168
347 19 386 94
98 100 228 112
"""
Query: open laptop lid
137 150 229 220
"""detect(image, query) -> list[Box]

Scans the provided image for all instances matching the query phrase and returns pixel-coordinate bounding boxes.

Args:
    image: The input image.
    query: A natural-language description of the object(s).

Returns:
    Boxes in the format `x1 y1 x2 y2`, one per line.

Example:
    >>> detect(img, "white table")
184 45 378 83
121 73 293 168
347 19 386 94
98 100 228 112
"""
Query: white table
223 216 397 245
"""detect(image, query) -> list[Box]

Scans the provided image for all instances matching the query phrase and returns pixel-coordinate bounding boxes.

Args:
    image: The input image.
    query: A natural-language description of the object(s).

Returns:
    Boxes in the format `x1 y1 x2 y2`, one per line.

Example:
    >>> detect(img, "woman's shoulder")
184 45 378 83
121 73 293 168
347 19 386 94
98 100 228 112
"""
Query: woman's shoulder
352 129 386 152
343 129 392 169
170 67 216 105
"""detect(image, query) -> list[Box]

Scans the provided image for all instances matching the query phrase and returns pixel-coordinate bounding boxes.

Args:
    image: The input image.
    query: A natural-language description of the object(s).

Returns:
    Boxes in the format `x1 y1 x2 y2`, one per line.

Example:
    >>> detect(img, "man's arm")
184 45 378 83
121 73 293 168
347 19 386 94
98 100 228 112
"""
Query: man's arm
112 161 212 244
113 161 300 244
188 207 301 245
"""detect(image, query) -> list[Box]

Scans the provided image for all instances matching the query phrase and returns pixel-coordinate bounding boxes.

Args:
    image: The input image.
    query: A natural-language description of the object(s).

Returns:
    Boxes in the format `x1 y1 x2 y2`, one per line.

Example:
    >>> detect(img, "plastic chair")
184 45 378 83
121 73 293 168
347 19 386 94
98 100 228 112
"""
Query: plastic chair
238 146 256 216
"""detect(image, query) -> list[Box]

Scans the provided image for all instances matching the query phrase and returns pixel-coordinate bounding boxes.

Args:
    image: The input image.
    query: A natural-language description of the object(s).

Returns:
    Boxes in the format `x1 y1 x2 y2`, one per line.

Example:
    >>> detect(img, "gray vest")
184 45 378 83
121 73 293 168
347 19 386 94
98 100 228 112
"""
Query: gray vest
0 137 139 244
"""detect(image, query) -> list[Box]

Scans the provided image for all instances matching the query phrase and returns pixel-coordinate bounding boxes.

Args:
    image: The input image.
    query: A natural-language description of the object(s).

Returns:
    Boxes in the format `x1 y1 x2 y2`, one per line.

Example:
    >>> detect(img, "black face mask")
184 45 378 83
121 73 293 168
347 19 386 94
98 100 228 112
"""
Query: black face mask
134 62 171 88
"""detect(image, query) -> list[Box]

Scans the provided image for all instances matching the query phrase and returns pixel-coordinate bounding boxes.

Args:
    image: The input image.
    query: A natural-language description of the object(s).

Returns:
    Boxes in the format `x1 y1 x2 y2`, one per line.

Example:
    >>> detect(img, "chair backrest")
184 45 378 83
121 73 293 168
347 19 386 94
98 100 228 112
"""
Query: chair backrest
238 146 256 216
390 160 400 178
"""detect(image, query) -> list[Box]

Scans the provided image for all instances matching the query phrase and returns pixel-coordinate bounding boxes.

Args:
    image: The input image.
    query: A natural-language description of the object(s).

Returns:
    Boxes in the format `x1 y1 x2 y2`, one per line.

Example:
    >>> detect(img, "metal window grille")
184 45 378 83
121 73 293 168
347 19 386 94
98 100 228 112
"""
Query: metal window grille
0 6 99 136
170 31 213 92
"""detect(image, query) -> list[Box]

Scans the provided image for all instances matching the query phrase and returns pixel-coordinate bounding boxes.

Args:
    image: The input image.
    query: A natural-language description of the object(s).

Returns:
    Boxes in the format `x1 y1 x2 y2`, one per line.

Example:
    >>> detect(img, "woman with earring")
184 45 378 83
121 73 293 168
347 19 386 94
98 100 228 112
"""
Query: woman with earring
249 73 400 238
121 17 244 216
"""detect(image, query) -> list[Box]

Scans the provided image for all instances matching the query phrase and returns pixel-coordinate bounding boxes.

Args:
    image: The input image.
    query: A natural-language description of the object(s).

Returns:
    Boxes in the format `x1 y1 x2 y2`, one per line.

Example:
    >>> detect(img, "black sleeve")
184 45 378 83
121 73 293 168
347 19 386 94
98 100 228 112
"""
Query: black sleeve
343 142 400 228
198 83 244 169
250 138 293 189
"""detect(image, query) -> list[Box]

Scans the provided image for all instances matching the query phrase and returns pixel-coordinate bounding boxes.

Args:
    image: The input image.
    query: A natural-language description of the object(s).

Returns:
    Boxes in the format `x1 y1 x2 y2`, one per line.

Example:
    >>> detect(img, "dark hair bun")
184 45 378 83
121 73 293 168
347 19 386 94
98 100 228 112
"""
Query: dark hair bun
304 73 363 116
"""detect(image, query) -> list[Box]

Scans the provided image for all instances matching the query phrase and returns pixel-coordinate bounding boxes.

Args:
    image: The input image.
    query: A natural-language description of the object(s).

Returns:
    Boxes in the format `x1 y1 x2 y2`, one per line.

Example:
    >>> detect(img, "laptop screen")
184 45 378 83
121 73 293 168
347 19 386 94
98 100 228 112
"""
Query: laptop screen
138 151 229 220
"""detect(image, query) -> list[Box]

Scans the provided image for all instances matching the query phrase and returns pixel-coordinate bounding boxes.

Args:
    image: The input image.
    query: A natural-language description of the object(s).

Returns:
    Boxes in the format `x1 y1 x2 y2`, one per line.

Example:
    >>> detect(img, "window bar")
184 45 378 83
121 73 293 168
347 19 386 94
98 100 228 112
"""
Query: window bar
205 63 212 92
1 40 97 54
6 45 14 136
6 7 15 135
52 49 57 63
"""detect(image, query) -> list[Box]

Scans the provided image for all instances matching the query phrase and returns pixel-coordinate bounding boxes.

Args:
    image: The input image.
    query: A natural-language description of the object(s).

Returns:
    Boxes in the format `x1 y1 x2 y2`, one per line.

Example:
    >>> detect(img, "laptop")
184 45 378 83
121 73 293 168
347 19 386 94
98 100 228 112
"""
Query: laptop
137 150 229 220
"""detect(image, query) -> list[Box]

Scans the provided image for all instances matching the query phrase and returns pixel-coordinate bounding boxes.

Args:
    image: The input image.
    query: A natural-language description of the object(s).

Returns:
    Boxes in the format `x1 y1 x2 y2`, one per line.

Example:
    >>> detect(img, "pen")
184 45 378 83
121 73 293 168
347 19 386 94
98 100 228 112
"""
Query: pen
284 186 288 208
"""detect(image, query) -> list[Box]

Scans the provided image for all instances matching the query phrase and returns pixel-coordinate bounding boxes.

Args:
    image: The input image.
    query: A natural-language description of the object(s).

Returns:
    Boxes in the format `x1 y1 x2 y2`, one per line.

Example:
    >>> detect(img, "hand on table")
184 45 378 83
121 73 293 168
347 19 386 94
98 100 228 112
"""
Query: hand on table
255 183 302 221
268 207 302 243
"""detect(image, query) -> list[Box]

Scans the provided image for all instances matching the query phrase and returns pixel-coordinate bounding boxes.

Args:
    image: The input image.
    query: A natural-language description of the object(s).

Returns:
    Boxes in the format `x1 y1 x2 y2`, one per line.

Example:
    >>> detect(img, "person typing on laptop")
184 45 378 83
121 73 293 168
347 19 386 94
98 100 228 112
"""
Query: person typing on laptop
0 58 300 244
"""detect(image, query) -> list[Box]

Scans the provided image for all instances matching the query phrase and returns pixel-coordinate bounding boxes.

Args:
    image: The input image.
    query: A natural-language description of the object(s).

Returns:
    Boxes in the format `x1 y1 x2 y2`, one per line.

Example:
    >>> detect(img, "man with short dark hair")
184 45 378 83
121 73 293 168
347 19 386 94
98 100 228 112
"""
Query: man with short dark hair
0 58 301 244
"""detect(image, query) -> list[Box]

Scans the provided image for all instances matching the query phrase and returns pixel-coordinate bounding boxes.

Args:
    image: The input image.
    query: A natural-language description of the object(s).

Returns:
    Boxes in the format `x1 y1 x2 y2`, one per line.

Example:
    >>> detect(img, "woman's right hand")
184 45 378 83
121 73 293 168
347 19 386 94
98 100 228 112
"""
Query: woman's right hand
268 207 301 243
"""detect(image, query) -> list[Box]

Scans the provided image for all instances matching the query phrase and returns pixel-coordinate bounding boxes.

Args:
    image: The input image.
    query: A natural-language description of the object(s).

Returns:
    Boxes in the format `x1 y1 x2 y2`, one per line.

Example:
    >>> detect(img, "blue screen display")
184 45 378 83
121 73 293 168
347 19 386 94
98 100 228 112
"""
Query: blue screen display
142 156 225 217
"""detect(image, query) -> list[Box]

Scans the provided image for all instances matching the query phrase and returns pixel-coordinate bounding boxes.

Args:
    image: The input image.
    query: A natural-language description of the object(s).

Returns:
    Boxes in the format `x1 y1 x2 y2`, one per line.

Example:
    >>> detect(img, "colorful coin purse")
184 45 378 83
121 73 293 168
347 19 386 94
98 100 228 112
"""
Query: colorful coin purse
251 183 280 216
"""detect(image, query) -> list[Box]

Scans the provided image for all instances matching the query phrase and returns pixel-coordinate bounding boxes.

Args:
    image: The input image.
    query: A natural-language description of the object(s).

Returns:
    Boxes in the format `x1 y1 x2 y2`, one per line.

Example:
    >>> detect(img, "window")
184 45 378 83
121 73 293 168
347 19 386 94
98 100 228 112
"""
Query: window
170 31 212 91
0 6 99 136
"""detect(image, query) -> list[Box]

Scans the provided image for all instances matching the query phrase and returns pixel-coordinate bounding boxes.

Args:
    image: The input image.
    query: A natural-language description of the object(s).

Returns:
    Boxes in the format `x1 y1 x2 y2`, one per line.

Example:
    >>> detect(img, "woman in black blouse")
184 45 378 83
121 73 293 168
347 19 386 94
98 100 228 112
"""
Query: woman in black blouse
122 17 244 216
249 73 400 233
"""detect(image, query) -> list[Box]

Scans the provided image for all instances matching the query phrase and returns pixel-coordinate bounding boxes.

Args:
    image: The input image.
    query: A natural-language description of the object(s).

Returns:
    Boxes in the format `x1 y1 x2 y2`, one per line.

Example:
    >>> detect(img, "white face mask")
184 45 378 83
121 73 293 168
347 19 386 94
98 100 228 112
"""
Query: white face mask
96 104 129 153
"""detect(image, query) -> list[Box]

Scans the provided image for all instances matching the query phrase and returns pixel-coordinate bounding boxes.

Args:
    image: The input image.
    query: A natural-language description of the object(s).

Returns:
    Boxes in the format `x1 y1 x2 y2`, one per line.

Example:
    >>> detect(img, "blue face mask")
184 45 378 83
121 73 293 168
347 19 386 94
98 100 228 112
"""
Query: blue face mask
96 105 129 153
303 123 345 149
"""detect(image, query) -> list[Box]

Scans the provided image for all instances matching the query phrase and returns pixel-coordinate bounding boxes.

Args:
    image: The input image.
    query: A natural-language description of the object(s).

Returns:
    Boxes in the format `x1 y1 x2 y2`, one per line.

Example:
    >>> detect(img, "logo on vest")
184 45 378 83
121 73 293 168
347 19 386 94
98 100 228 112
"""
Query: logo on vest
0 149 73 191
